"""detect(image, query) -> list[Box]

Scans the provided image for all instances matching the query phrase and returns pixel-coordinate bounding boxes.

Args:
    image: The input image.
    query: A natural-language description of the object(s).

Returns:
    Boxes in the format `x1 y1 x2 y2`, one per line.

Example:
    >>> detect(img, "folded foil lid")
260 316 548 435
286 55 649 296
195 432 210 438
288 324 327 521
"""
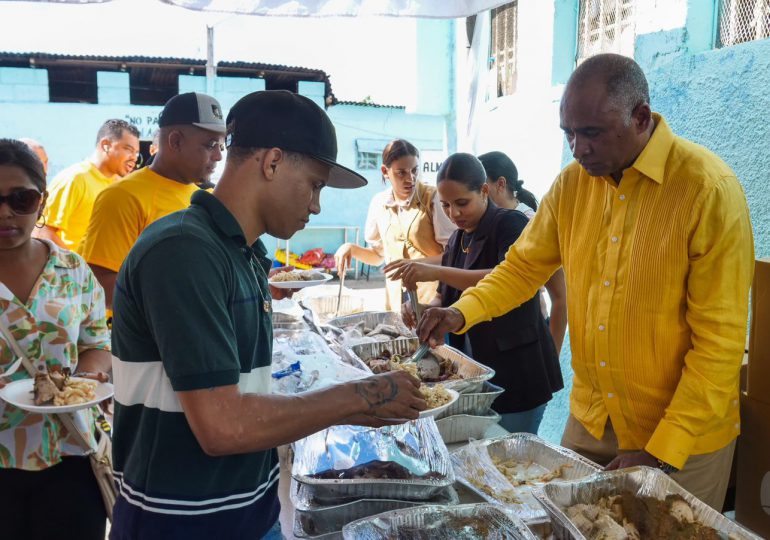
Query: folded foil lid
292 417 454 485
341 503 538 540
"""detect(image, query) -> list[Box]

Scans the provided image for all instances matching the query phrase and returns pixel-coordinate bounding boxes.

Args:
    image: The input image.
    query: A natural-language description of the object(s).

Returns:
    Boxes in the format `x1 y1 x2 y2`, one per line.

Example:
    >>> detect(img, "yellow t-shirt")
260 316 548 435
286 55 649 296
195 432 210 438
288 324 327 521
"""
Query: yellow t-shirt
43 161 114 250
79 167 199 272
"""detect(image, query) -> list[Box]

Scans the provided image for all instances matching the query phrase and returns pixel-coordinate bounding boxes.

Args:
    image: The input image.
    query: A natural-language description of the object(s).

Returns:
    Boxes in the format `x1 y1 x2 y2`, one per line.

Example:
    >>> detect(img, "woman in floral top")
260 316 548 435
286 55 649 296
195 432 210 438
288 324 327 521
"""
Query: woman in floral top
0 139 112 540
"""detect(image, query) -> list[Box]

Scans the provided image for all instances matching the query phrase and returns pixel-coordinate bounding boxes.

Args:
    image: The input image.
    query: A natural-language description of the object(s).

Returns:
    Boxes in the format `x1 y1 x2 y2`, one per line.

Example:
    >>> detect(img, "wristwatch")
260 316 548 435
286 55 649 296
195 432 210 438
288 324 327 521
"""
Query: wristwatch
656 458 679 475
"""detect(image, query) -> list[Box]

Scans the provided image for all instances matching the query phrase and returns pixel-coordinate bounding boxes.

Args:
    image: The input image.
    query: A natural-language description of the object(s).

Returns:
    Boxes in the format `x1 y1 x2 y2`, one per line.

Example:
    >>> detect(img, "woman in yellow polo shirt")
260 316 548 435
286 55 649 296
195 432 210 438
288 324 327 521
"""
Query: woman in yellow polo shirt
334 139 455 311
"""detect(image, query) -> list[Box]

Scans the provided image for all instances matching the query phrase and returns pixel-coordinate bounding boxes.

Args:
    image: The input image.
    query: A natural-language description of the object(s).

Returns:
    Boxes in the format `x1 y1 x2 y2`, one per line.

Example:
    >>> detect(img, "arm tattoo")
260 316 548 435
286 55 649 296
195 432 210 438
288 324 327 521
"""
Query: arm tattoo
354 377 399 410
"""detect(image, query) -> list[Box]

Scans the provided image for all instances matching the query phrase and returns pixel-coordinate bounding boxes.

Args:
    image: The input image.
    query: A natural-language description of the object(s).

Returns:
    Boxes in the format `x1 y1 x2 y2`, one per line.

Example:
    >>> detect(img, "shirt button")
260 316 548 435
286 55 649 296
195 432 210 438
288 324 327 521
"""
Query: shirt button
611 236 619 243
598 324 605 331
619 194 626 201
607 392 615 398
600 361 606 367
603 280 610 287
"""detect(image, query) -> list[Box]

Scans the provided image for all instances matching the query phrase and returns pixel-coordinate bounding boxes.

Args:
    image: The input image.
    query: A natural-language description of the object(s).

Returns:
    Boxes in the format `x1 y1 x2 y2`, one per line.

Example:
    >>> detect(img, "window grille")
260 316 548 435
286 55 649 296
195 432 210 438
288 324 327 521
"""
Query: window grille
356 151 379 170
577 0 636 62
490 1 518 97
718 0 770 47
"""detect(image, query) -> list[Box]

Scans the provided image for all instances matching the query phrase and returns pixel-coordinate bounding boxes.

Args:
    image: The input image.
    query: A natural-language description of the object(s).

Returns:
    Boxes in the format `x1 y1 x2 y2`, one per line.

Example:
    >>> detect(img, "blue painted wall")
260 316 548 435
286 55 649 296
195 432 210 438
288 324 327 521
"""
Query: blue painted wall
0 67 447 262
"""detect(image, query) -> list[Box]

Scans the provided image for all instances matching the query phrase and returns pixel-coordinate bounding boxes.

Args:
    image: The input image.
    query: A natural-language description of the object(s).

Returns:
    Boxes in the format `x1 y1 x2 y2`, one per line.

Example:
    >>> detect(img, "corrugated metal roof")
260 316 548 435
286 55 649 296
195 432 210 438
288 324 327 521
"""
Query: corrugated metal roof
0 51 335 102
336 100 405 109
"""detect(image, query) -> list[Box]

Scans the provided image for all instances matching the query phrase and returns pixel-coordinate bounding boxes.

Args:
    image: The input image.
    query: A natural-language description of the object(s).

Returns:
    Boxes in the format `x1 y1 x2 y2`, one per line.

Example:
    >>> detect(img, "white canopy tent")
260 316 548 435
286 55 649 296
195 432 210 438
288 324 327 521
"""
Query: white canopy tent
8 0 508 17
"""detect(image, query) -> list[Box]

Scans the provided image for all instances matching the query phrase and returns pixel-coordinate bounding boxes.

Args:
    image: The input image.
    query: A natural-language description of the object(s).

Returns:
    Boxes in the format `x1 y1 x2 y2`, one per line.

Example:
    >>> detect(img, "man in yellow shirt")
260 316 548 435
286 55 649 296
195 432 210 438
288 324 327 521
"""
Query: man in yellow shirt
80 92 226 309
417 54 753 510
35 119 140 250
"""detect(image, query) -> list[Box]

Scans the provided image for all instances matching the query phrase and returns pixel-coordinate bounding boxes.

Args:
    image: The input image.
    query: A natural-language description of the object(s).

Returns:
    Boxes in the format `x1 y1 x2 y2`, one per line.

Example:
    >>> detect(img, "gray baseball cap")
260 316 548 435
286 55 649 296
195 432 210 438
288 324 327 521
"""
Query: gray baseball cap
158 92 226 133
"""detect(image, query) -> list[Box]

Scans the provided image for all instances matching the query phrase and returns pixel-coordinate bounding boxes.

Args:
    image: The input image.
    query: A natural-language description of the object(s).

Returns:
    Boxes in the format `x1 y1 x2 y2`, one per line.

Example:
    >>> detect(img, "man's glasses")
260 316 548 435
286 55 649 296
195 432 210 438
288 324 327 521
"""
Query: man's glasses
0 189 43 214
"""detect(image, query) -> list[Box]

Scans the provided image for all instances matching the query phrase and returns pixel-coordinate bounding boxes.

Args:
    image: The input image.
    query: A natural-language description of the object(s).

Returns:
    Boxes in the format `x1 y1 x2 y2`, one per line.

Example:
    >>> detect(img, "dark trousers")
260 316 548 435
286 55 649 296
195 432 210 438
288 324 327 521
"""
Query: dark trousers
0 456 107 540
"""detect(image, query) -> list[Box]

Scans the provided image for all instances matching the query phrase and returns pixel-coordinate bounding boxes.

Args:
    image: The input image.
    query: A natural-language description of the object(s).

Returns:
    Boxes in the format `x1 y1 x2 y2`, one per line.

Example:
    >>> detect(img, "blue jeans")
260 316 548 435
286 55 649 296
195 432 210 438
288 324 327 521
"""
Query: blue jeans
261 520 282 540
498 403 547 435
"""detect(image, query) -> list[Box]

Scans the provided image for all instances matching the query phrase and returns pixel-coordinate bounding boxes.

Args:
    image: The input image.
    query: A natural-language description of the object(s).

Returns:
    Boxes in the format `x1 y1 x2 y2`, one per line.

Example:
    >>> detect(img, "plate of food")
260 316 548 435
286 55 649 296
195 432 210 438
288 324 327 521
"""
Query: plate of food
0 368 113 414
268 269 333 289
419 386 459 419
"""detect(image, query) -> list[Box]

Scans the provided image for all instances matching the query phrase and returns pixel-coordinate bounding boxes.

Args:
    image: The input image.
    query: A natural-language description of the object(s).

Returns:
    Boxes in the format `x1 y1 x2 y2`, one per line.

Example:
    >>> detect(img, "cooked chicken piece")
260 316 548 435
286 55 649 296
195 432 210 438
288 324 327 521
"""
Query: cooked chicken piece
594 513 629 539
668 496 695 523
33 372 59 405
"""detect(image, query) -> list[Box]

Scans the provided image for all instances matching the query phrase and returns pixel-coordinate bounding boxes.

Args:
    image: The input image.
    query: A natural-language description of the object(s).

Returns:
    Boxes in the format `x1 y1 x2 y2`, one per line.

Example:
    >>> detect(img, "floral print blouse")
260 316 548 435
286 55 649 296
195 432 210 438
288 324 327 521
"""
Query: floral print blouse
0 239 110 470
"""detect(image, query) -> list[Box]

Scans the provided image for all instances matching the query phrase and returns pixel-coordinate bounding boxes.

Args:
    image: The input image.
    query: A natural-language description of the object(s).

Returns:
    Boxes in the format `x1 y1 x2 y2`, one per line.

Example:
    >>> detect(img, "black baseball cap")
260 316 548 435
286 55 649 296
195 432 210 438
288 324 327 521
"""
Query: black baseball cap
225 90 367 189
158 92 226 133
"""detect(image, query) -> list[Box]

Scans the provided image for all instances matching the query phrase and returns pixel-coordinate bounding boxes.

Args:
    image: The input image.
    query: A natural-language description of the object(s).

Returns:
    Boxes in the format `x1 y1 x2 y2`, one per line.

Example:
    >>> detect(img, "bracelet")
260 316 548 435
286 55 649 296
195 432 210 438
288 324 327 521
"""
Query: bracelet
656 458 679 475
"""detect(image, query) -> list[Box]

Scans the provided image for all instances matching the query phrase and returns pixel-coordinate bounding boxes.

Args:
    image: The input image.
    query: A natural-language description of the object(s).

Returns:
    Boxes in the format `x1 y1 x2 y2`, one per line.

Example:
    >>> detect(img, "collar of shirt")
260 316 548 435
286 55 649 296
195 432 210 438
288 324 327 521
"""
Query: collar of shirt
383 188 416 209
39 238 79 270
627 112 674 185
191 190 247 246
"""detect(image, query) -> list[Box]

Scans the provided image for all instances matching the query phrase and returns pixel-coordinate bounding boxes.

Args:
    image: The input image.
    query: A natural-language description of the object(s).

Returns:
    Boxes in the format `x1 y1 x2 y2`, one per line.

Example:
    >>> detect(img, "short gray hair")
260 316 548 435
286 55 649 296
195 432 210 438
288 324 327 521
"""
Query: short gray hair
568 53 650 116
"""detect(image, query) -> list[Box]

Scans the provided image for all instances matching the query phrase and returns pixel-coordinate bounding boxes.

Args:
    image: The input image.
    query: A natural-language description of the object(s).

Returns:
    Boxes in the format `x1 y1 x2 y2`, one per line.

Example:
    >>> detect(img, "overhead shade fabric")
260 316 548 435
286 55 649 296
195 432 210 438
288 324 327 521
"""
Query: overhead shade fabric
157 0 510 18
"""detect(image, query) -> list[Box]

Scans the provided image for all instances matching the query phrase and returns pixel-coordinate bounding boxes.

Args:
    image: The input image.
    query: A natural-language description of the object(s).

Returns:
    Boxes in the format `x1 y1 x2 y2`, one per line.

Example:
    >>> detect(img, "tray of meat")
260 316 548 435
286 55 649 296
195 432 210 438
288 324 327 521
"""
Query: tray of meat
533 466 761 540
292 418 455 503
451 433 602 523
349 338 494 394
292 479 458 537
341 503 538 539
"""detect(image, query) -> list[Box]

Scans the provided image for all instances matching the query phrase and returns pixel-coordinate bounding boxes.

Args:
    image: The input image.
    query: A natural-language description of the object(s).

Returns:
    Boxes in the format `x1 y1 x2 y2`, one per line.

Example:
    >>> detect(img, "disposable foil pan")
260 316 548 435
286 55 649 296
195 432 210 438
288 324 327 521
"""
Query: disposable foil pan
302 295 364 324
326 311 411 334
341 503 538 540
451 433 601 523
437 381 504 418
292 418 455 503
349 338 494 393
435 411 502 444
292 479 458 537
533 466 762 540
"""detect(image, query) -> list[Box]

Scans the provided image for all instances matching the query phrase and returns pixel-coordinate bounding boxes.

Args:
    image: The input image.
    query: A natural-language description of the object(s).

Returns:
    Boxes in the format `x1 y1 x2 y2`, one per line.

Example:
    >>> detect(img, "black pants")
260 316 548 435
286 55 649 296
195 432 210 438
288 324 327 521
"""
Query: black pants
0 456 107 540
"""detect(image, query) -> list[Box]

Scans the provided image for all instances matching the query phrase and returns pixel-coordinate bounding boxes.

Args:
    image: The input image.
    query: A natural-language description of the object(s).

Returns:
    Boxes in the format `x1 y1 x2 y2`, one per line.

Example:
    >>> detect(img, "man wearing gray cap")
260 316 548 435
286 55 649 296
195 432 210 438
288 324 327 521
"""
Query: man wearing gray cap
109 90 426 540
80 92 226 311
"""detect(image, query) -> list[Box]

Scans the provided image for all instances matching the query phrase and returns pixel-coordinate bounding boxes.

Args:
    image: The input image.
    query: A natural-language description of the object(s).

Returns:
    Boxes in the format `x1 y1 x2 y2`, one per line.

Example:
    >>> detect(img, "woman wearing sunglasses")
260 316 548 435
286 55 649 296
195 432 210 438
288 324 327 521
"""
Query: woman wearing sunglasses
0 139 111 539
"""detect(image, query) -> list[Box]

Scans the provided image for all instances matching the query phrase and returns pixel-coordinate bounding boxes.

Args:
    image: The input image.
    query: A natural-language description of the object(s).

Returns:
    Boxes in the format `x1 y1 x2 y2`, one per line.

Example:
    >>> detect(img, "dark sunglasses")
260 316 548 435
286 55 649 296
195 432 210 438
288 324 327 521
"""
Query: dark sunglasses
0 189 43 215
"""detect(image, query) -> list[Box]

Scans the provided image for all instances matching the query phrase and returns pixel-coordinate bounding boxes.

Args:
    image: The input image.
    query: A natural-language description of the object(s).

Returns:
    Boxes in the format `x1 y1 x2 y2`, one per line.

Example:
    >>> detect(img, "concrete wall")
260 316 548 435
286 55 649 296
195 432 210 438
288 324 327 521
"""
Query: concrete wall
0 66 448 262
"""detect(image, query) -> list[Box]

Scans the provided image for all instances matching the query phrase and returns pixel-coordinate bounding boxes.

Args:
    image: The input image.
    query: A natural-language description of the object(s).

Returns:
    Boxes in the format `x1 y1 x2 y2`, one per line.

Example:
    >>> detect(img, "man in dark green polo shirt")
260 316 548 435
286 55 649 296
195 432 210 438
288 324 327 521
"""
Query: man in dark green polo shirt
109 90 427 540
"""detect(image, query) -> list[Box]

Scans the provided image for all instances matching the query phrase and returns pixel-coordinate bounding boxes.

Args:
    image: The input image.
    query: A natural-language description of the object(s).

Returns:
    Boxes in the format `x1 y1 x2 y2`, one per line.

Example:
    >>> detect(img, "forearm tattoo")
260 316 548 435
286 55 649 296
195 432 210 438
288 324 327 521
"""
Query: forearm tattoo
354 377 399 410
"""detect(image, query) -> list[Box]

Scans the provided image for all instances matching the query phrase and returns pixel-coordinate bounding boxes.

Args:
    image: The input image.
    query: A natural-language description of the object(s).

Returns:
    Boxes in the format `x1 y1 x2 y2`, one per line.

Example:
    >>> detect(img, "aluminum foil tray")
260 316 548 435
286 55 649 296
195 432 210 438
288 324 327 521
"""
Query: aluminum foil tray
533 466 761 540
292 418 455 503
326 311 411 334
272 320 310 331
341 503 538 539
437 381 504 418
451 433 601 523
349 338 494 393
435 411 501 444
302 295 364 324
292 479 458 537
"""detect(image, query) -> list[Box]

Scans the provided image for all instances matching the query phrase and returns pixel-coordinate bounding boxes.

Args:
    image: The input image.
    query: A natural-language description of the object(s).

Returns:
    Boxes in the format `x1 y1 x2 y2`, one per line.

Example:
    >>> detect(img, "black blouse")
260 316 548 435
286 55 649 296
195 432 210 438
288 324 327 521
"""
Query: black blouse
439 202 563 413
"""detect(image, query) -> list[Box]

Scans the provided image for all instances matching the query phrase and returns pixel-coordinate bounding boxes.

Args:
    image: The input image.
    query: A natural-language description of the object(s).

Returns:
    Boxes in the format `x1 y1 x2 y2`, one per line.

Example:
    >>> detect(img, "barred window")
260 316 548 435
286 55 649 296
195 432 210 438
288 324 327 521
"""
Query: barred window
356 151 379 170
577 0 636 62
491 1 518 97
718 0 770 47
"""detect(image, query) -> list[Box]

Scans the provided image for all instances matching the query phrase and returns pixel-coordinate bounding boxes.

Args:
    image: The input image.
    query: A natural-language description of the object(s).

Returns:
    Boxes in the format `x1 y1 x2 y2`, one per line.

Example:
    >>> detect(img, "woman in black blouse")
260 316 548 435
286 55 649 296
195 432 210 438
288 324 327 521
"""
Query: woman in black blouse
391 153 562 433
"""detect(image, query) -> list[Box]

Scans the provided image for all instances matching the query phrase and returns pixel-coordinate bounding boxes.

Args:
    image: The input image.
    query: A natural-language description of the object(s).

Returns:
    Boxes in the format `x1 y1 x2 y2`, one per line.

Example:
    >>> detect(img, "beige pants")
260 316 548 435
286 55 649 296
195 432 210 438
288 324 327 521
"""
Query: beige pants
561 415 735 511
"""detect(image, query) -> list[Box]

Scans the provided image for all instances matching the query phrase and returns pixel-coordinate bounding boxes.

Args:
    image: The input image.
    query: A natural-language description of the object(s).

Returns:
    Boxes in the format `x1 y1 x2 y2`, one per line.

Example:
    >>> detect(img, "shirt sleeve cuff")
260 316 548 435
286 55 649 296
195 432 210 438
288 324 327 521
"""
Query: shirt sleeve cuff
451 294 491 334
170 369 241 392
645 419 696 470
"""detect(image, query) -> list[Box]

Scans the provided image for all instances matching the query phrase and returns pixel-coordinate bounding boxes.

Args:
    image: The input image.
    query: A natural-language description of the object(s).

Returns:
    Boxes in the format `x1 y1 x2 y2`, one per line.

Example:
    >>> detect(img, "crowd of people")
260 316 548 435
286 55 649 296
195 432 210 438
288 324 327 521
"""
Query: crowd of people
0 52 754 539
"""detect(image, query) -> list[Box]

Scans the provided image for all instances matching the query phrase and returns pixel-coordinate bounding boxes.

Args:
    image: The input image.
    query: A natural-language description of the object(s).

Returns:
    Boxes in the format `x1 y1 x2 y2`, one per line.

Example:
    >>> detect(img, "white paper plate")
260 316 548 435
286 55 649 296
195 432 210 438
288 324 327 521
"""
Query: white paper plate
269 272 333 289
0 377 114 414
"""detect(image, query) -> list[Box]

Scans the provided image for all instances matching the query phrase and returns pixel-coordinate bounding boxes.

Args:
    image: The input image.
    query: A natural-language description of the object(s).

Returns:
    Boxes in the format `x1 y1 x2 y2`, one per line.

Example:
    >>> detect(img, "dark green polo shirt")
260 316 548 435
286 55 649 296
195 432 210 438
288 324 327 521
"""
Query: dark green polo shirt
110 190 279 537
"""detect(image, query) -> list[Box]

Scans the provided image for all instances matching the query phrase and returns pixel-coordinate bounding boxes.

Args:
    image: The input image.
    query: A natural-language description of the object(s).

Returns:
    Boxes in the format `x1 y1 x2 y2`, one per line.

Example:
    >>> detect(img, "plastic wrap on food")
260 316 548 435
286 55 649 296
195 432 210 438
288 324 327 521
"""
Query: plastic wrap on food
292 479 458 537
341 503 538 540
435 411 501 444
349 338 494 393
451 433 601 522
271 334 370 395
437 381 505 418
292 418 455 502
533 466 762 540
272 298 306 322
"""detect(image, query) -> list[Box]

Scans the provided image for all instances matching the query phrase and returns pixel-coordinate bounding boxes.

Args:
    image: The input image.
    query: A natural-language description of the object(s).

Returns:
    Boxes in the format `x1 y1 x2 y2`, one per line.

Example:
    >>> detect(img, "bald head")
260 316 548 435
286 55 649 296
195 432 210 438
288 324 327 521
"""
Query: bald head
19 138 48 174
565 53 650 116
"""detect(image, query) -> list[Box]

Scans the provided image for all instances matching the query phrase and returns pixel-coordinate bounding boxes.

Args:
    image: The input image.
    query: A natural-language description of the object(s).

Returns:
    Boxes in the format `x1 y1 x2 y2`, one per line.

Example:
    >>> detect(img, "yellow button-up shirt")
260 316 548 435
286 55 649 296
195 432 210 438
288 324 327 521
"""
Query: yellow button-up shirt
453 114 754 469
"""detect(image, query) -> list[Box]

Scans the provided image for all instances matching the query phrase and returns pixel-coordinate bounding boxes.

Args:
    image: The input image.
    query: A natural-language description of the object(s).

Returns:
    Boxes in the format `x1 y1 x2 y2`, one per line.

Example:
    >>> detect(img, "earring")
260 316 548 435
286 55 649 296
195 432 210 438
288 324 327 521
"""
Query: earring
35 213 46 229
